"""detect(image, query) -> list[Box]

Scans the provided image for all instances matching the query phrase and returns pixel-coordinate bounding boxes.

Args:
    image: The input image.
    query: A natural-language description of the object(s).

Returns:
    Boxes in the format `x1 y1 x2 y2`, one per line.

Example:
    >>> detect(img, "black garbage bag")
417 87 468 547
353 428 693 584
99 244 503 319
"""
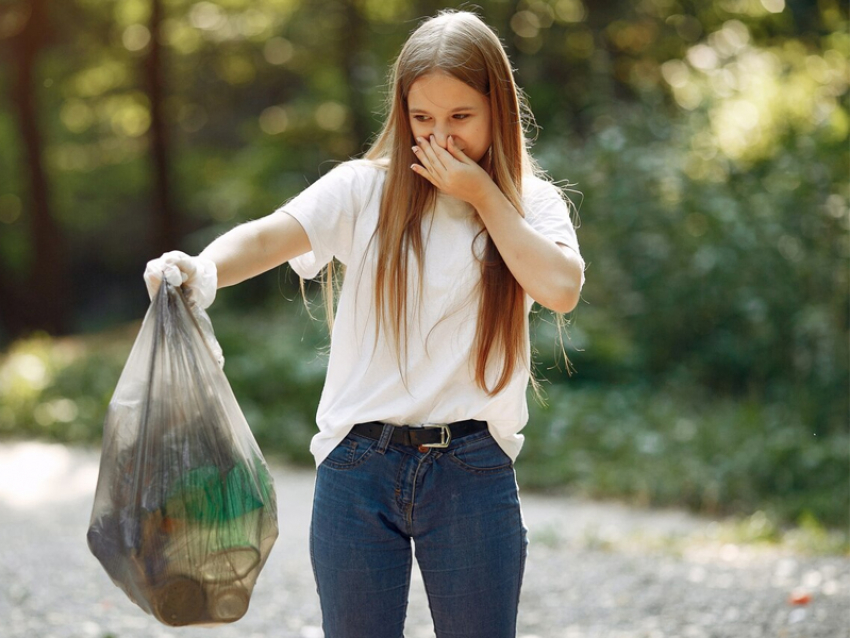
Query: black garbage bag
87 281 279 627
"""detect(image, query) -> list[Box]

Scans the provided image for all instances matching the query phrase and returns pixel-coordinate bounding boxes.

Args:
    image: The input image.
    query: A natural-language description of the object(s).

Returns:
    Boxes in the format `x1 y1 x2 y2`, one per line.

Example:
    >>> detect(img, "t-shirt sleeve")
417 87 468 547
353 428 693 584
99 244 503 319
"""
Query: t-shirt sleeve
523 178 586 288
278 161 376 280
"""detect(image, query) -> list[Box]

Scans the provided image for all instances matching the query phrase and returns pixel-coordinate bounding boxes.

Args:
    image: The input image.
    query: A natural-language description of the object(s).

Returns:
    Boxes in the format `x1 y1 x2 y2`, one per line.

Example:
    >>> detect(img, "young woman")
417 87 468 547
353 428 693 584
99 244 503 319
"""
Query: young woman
145 10 584 638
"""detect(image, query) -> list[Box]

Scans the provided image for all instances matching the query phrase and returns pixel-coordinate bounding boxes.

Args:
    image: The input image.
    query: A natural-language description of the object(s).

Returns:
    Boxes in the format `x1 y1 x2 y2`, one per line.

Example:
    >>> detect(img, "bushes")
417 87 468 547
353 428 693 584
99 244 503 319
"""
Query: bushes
518 381 849 528
0 327 132 443
2 301 846 530
0 299 327 466
210 300 328 466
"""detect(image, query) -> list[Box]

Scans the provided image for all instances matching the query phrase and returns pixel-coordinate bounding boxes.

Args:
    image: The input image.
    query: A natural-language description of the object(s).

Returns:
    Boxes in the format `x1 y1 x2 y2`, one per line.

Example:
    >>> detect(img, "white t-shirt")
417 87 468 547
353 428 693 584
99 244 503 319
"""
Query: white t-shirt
278 159 584 466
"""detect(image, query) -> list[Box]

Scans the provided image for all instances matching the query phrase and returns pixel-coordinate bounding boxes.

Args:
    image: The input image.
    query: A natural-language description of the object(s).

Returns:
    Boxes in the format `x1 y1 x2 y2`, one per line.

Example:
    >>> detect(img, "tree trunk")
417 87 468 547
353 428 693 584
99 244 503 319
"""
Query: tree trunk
2 0 70 337
145 0 178 255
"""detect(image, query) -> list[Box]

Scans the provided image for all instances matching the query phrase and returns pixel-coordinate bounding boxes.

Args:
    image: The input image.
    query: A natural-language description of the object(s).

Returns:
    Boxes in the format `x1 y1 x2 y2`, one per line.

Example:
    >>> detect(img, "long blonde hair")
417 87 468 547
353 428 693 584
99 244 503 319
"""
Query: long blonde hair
360 10 542 395
310 12 543 393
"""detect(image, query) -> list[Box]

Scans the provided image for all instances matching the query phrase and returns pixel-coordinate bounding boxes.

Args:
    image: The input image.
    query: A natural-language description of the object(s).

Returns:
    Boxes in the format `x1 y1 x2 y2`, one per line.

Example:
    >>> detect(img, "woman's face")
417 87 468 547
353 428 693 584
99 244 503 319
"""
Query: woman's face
407 72 492 164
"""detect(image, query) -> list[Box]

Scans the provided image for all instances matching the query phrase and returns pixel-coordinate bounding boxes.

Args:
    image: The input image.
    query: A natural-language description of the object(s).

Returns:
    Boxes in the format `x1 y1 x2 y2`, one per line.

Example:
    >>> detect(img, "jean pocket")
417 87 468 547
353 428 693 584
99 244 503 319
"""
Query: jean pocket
447 434 514 474
321 434 376 470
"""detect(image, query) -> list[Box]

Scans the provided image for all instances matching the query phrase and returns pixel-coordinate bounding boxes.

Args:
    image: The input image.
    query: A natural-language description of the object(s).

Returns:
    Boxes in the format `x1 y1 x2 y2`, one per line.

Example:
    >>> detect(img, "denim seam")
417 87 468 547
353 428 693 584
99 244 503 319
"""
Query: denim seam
308 519 320 605
445 456 514 475
322 440 376 470
405 453 431 533
445 437 514 474
514 507 528 632
400 548 413 638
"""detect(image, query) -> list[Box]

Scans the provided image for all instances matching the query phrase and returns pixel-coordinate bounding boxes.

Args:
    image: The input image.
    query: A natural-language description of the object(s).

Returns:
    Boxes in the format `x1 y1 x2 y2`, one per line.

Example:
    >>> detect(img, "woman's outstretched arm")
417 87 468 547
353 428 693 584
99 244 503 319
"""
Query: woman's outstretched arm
200 212 312 288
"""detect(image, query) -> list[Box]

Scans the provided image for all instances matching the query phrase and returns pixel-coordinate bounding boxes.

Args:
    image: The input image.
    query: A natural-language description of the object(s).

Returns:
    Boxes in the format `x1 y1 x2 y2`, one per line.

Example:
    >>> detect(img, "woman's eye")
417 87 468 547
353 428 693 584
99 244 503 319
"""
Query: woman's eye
453 114 470 120
413 115 430 122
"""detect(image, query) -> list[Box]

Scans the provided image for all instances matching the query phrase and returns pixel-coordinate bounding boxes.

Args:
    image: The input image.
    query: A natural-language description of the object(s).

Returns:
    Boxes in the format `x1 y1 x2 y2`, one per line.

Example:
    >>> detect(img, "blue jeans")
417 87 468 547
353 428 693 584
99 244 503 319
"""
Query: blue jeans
310 424 527 638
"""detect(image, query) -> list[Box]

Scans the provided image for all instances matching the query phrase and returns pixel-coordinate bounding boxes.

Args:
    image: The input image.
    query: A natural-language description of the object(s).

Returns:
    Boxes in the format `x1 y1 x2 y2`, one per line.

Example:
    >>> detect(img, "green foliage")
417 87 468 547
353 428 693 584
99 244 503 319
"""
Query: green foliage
0 290 328 465
518 382 850 528
2 301 847 531
0 328 133 443
208 294 329 465
528 11 849 452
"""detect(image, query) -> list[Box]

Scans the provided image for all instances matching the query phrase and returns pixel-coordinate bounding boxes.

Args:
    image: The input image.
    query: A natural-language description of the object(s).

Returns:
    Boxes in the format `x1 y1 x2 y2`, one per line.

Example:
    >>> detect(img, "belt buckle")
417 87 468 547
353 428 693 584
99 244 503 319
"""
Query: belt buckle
421 423 452 448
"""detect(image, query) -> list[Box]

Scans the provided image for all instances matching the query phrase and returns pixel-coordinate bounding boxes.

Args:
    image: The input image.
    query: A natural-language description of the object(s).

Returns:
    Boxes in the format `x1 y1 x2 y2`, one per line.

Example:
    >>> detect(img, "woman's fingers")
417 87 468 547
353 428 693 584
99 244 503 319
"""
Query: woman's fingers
412 135 481 193
419 136 451 171
412 138 445 186
411 146 433 182
411 161 436 184
411 144 437 185
446 135 470 162
430 135 462 168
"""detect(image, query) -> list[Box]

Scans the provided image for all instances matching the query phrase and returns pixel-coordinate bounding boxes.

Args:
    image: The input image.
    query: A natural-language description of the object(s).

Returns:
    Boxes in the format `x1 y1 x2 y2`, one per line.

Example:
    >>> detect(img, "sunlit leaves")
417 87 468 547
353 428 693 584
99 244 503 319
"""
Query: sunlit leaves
0 332 130 441
48 137 147 173
106 93 152 137
512 0 559 53
70 60 130 98
665 13 703 42
553 0 587 24
122 23 152 51
114 0 151 27
717 0 785 18
657 16 850 167
60 100 95 134
189 1 226 31
314 101 348 132
258 105 289 135
563 27 594 58
361 0 409 23
606 20 659 55
188 1 276 40
215 53 256 84
262 37 294 65
512 10 544 39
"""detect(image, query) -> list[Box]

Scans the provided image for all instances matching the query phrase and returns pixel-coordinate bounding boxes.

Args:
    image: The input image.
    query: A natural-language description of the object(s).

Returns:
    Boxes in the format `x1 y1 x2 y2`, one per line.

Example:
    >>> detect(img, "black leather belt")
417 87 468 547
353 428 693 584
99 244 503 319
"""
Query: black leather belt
351 419 488 449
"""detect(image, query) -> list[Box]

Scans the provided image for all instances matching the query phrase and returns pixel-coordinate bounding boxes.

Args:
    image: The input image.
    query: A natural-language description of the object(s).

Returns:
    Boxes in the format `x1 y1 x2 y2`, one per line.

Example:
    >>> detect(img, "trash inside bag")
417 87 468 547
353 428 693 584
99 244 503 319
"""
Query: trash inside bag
87 281 279 627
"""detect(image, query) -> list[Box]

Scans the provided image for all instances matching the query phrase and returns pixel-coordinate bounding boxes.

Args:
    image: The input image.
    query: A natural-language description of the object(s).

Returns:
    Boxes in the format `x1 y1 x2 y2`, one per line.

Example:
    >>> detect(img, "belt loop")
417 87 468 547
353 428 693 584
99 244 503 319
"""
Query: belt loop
376 423 394 454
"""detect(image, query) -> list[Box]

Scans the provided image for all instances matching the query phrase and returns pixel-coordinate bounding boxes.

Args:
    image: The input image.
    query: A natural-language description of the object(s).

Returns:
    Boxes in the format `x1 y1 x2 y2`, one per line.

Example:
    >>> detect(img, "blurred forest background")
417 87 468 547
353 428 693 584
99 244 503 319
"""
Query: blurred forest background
0 0 847 532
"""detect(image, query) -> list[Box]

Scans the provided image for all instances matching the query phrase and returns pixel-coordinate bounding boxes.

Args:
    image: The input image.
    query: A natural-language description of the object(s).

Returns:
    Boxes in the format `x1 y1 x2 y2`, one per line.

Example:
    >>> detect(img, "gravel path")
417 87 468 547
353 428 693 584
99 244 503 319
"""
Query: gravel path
0 441 847 638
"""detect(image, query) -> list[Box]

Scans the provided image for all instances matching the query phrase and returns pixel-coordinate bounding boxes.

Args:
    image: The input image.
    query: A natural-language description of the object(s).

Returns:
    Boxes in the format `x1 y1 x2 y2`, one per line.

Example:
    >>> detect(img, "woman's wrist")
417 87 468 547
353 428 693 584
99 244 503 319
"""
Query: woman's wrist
468 179 512 223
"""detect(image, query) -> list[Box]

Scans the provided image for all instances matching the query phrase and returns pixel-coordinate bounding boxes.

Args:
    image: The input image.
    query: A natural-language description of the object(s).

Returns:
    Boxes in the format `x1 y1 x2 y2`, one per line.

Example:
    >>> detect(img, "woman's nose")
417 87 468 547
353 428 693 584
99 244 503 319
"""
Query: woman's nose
431 123 450 147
